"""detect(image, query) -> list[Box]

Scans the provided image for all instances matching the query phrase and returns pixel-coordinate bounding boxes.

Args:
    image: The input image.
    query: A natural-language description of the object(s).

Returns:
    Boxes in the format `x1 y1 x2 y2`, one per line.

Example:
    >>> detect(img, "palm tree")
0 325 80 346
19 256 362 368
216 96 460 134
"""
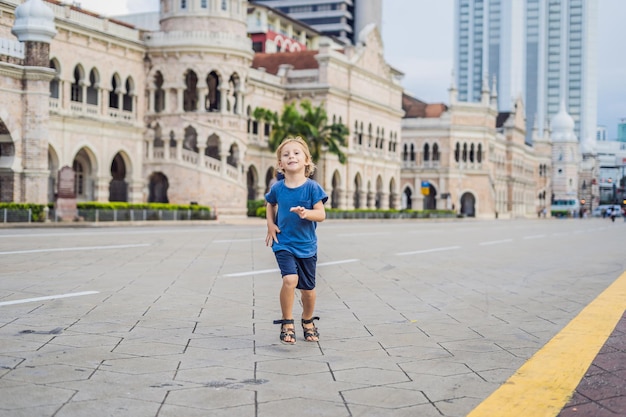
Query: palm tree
253 100 348 164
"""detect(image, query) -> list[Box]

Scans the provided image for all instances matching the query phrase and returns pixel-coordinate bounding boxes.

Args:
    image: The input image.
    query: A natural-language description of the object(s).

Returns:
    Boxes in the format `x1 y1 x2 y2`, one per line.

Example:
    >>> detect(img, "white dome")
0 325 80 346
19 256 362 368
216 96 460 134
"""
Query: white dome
551 106 575 132
11 0 57 43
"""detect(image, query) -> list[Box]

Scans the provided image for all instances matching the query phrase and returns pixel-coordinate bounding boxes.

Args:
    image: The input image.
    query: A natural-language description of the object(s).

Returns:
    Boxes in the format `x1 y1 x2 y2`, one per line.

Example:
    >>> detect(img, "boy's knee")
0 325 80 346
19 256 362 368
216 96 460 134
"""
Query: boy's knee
300 289 316 298
282 274 298 288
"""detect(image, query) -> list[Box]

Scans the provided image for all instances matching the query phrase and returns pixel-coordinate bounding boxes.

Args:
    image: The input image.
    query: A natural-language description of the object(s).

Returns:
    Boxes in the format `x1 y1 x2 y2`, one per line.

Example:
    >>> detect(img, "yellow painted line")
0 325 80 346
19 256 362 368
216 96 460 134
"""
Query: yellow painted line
467 271 626 417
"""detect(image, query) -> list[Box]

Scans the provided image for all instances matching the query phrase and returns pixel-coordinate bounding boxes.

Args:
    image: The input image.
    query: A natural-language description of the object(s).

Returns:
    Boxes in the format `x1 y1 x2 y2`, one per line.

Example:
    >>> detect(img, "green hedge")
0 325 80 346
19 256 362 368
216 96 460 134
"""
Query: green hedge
0 202 214 222
0 203 47 222
252 205 455 220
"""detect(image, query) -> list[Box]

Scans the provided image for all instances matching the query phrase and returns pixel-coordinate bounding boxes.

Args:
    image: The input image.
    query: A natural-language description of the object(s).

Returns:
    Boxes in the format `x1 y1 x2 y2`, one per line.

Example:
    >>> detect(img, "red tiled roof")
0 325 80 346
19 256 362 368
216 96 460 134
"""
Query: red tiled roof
402 93 447 118
252 51 319 75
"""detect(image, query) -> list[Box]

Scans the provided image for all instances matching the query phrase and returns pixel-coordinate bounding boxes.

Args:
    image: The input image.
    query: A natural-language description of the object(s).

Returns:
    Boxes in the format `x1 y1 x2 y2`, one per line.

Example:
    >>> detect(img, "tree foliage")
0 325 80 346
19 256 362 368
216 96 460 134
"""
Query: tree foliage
253 100 348 164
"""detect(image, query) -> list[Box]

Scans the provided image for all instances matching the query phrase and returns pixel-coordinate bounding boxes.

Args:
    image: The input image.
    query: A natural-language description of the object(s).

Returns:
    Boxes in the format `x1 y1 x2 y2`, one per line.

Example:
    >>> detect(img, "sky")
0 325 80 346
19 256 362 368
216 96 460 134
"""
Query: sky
76 0 625 139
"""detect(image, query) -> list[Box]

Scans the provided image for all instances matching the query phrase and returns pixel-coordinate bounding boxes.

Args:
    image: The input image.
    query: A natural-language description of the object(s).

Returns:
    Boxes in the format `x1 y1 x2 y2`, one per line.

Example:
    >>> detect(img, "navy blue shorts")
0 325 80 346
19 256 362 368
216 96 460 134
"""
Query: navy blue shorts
274 250 317 290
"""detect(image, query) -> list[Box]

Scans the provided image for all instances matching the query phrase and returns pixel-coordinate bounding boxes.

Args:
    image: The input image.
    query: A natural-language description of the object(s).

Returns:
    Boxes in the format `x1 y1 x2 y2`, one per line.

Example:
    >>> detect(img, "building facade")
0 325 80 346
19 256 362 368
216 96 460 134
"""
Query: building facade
401 77 552 219
454 0 598 150
0 0 403 215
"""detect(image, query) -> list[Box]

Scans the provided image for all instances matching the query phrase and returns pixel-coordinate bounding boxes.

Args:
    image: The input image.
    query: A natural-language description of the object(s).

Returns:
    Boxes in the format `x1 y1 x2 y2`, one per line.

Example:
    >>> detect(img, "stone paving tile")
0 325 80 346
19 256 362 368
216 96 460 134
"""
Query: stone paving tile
0 384 75 411
341 385 430 408
259 397 348 417
349 403 445 417
158 403 257 417
54 396 162 417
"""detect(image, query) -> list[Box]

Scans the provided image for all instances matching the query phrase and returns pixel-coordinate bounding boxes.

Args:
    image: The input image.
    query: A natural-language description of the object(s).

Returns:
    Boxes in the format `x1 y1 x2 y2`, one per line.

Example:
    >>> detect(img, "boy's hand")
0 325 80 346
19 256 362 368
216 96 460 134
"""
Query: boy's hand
289 206 307 219
266 224 280 246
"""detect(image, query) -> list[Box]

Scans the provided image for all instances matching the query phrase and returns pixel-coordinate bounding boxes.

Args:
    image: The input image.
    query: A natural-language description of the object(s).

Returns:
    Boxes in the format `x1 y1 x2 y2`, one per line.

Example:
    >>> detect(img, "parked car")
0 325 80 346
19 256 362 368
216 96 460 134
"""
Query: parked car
591 205 623 217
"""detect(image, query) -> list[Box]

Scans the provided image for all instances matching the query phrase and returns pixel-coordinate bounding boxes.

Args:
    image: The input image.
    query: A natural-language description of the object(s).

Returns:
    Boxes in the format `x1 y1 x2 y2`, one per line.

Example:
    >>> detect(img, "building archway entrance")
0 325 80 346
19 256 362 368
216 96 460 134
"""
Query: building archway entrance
423 184 437 210
148 172 169 203
460 192 476 217
109 152 128 202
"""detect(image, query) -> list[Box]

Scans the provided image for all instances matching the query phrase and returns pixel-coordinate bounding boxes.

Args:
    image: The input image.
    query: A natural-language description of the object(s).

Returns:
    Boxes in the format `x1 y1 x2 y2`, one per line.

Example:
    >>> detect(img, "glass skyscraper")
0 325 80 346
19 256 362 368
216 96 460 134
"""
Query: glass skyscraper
455 0 598 150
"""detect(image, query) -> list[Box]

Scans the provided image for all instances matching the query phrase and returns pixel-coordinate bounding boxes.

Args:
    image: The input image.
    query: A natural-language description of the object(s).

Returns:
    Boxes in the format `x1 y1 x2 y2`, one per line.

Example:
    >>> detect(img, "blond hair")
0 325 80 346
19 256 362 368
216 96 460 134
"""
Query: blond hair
275 136 316 177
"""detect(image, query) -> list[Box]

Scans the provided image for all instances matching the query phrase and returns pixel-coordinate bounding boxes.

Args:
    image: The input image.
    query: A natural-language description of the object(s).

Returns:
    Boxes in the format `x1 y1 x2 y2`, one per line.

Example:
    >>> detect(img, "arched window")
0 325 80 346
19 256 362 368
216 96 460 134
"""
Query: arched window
183 70 198 111
154 71 165 113
49 60 60 99
409 143 415 161
123 78 134 112
201 0 208 8
402 143 408 161
86 69 99 105
469 143 475 162
477 144 483 163
206 72 220 111
221 0 227 10
109 75 120 109
423 143 430 161
180 0 187 9
71 66 83 102
206 134 220 159
462 143 468 162
432 143 440 161
454 142 460 162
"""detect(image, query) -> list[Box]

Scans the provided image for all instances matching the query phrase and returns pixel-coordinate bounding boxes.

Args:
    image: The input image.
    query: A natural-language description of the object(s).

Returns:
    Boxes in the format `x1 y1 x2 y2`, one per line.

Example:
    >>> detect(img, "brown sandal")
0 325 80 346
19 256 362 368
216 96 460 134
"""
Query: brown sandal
273 319 296 345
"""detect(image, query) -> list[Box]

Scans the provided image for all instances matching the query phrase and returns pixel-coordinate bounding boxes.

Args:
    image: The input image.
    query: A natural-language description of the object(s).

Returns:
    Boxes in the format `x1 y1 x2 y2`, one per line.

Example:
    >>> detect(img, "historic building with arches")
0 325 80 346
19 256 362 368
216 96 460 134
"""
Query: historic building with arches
0 0 403 216
401 78 554 219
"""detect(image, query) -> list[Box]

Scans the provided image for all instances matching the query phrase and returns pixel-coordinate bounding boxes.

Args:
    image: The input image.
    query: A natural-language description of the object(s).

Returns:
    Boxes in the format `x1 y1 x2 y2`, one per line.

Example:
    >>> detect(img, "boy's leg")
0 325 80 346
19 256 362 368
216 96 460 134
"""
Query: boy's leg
301 289 316 319
280 274 298 318
279 274 298 343
301 289 319 341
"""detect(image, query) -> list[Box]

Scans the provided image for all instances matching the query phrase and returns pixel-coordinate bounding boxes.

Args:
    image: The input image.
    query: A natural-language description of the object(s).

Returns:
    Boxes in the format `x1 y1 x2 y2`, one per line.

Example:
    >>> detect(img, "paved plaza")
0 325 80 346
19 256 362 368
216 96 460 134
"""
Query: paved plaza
0 217 625 417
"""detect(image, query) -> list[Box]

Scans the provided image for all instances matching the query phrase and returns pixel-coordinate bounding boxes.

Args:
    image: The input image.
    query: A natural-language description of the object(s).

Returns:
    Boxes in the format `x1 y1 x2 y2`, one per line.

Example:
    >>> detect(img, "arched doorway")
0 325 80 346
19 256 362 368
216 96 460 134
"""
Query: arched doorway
375 176 383 209
109 152 128 202
148 172 169 203
331 170 341 209
72 147 96 201
460 192 476 217
402 186 412 209
424 184 437 210
48 145 60 203
353 173 362 209
247 165 258 200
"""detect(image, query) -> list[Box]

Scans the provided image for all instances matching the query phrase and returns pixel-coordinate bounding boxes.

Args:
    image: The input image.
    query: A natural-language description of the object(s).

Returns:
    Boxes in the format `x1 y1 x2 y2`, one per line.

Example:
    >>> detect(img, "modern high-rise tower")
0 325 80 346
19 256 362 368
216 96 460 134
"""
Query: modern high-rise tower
250 0 382 45
454 0 598 151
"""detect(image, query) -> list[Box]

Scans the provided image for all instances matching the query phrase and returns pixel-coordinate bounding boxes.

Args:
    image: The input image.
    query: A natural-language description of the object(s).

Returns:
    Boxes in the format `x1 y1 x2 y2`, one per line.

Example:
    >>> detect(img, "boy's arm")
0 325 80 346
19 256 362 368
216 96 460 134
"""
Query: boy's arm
265 202 280 246
289 200 326 222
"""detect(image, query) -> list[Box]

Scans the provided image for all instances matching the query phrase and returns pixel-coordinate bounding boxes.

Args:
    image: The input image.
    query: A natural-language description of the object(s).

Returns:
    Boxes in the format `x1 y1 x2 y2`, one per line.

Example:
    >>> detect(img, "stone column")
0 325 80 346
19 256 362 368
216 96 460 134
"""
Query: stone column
11 0 57 203
219 83 228 113
147 87 155 113
176 135 183 161
197 144 206 167
177 87 184 112
380 192 389 210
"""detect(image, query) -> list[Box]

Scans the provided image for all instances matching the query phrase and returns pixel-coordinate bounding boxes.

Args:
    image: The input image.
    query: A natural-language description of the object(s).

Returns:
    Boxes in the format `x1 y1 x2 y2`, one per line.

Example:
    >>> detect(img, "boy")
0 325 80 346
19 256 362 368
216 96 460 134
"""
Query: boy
265 137 328 345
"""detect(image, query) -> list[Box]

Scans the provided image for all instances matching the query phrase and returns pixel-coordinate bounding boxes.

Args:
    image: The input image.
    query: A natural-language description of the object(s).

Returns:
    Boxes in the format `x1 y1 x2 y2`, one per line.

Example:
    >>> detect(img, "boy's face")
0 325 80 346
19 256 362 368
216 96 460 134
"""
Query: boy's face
278 142 309 174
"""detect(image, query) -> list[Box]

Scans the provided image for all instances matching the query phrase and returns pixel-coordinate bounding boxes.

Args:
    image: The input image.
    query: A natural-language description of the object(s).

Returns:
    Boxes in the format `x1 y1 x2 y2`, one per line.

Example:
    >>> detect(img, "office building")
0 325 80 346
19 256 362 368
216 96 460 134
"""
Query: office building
250 0 381 45
454 0 598 150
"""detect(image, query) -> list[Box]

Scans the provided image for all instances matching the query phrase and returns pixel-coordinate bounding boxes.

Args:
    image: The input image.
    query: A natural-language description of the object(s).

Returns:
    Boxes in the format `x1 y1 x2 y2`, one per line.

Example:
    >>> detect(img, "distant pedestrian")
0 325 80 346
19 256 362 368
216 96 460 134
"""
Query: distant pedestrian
265 136 328 345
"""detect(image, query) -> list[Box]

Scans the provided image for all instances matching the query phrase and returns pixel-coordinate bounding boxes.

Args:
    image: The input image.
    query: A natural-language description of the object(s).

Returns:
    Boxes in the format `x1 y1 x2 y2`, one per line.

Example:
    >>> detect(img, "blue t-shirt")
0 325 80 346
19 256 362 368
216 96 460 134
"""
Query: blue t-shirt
265 178 328 258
